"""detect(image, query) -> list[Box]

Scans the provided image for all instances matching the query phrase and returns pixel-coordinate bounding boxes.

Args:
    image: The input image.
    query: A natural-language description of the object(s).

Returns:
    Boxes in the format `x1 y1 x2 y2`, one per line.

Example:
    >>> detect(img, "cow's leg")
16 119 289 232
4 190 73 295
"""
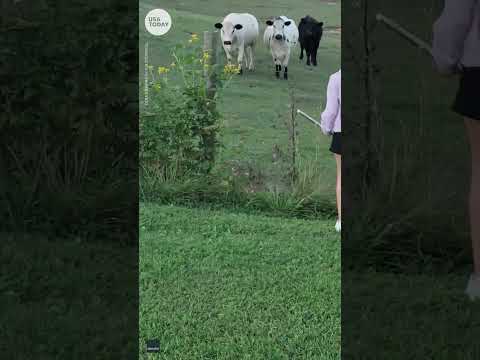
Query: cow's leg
224 47 232 64
306 44 311 66
246 47 251 70
237 46 245 75
313 41 320 66
283 52 290 80
300 44 304 60
247 46 255 71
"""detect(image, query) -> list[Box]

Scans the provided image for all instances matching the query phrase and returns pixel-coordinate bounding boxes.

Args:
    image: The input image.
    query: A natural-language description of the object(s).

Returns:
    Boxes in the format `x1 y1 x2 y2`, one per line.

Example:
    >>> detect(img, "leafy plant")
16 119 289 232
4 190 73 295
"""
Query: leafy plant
140 35 238 179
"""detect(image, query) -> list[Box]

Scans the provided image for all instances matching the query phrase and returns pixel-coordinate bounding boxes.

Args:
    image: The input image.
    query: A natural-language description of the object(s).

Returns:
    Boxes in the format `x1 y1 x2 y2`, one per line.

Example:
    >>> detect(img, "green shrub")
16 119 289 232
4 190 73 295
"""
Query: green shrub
140 36 238 179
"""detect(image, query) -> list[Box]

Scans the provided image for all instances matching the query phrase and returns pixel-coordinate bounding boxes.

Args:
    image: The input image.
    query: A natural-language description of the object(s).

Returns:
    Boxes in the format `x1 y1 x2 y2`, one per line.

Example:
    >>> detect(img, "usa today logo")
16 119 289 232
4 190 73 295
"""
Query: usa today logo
145 9 172 36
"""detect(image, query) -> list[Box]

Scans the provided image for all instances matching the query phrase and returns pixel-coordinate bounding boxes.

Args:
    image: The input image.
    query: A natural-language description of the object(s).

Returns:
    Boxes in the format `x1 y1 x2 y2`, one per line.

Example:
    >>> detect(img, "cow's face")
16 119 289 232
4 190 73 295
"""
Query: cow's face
215 21 243 47
266 18 291 42
301 20 323 37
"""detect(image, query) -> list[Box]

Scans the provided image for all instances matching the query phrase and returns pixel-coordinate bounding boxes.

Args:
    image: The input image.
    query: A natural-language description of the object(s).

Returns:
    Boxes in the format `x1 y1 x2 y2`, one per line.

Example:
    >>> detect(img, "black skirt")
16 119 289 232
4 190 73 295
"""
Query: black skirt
329 132 341 155
453 67 480 121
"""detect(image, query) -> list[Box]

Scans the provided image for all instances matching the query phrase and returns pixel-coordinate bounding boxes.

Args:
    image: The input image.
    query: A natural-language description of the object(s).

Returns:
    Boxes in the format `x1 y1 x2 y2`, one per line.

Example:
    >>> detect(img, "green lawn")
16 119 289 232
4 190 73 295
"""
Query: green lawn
139 203 341 359
139 0 341 195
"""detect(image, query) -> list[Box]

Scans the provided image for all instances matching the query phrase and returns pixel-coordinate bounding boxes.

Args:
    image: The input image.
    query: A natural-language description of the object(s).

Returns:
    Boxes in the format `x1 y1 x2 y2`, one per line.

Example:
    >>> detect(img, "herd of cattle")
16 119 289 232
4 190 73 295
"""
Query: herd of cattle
214 13 324 80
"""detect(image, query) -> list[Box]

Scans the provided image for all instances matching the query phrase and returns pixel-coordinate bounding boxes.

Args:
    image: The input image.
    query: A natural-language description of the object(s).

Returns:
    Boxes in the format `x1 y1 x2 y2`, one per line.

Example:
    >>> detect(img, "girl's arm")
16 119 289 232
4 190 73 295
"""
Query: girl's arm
320 73 339 135
432 0 477 73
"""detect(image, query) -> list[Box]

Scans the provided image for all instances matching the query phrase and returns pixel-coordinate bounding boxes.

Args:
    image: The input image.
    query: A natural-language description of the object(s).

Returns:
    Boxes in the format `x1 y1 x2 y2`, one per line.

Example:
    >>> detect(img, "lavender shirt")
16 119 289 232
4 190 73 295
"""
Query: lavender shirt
320 69 341 135
432 0 480 73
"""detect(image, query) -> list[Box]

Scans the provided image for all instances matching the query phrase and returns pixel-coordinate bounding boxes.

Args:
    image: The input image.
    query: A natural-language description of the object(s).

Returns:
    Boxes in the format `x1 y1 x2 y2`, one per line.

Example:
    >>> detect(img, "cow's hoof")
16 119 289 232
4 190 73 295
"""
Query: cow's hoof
313 62 318 67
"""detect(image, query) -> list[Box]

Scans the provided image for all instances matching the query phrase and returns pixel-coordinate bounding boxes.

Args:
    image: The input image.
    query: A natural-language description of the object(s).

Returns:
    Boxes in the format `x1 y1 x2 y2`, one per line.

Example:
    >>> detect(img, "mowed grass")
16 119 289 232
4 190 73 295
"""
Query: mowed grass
139 203 341 359
140 0 341 195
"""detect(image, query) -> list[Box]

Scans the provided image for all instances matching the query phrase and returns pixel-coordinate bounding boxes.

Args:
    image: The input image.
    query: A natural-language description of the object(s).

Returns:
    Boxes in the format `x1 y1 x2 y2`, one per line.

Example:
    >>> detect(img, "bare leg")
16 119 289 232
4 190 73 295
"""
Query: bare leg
335 154 341 221
465 117 480 275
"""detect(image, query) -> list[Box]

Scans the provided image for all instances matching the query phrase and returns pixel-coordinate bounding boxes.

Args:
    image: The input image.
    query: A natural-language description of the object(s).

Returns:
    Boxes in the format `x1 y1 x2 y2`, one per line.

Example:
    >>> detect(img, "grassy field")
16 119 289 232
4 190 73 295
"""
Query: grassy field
140 0 341 196
139 203 341 359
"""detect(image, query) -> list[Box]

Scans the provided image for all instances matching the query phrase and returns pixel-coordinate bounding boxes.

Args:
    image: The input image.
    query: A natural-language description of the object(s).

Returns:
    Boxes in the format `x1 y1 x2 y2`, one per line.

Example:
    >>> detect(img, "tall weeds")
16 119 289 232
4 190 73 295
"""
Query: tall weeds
1 2 137 241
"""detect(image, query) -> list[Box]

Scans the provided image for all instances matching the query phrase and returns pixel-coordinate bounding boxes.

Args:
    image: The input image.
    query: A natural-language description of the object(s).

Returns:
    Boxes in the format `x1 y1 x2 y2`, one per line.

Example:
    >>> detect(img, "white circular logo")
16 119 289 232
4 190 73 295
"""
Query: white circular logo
145 9 172 36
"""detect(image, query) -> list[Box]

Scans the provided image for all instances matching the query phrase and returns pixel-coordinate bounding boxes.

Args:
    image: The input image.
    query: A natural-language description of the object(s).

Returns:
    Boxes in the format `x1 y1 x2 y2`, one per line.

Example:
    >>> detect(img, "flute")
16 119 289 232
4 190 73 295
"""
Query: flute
296 109 322 128
376 13 433 56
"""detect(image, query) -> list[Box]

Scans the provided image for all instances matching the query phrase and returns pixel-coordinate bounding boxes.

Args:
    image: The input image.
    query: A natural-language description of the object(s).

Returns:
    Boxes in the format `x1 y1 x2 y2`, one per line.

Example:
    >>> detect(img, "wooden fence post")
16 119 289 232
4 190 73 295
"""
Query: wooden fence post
203 30 218 100
201 30 219 168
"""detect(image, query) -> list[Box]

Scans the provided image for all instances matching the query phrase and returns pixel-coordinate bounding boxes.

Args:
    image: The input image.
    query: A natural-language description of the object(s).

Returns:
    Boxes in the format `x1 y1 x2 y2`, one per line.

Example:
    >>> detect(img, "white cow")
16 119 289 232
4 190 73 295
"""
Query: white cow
215 13 259 74
264 16 299 80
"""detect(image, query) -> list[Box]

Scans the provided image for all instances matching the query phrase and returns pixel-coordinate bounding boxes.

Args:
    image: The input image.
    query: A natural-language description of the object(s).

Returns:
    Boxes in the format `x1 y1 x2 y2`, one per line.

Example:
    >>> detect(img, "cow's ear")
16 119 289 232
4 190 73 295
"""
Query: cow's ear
284 21 291 26
266 20 274 26
234 24 243 30
215 23 223 29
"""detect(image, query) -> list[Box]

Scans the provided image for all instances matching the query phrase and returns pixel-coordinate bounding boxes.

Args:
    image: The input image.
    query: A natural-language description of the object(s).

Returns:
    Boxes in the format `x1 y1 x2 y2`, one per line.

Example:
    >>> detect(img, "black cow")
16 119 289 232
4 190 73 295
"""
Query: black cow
298 16 323 66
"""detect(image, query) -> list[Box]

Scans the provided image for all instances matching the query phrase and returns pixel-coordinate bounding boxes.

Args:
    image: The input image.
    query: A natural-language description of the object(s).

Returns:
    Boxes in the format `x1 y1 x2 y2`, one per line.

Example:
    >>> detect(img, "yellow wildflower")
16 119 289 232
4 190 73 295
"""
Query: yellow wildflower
191 33 199 42
203 51 210 62
158 66 170 75
223 64 241 75
170 62 176 68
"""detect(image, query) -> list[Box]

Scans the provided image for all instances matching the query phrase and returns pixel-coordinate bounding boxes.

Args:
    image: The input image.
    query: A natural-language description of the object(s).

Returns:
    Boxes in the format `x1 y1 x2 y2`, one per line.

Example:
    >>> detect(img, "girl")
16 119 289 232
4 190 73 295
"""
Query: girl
433 0 480 300
320 69 341 232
